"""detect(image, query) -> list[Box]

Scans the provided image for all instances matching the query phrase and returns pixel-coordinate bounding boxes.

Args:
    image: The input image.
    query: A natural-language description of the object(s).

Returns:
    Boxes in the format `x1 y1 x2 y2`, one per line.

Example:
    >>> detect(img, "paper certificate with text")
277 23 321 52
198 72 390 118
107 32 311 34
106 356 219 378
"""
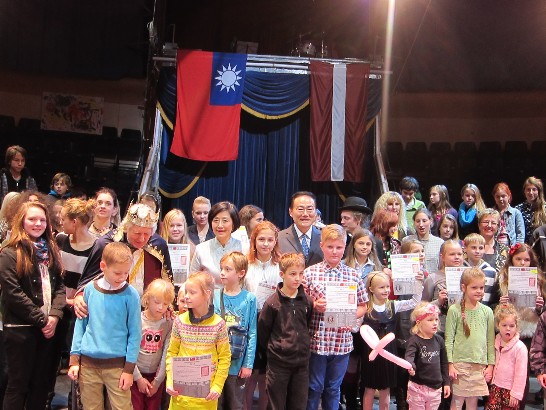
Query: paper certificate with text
168 244 190 285
324 281 357 328
445 267 466 305
172 354 212 398
254 282 276 310
391 253 420 295
508 266 538 308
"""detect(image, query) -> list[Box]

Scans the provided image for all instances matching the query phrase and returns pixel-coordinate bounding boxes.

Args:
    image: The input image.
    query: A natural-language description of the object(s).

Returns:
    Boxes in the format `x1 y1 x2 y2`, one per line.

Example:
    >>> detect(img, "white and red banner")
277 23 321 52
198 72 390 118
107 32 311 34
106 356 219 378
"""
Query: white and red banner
309 61 370 182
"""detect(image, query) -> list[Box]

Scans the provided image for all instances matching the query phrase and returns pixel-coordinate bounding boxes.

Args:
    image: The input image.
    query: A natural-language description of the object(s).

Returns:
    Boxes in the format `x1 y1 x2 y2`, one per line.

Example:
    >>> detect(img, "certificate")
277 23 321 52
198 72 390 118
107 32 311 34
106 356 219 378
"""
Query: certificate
254 281 276 310
391 253 420 295
168 244 190 285
172 354 212 398
445 267 466 305
508 266 538 308
324 282 357 328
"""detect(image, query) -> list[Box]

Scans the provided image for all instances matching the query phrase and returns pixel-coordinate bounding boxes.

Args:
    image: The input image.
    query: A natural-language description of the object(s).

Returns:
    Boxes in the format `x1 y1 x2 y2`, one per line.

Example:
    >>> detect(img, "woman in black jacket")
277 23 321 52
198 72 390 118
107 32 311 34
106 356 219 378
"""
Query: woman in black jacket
0 201 65 410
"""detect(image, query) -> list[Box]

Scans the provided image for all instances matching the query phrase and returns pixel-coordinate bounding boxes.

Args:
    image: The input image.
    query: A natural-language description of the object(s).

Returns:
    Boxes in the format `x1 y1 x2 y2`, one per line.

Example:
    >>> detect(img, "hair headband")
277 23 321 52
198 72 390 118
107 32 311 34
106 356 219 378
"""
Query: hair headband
415 304 439 322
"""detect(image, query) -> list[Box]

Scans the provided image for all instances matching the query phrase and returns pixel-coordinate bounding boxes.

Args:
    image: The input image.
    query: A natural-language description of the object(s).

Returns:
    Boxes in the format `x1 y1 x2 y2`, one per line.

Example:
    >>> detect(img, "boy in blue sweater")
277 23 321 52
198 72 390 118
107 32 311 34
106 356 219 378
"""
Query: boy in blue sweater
68 242 141 410
213 251 258 410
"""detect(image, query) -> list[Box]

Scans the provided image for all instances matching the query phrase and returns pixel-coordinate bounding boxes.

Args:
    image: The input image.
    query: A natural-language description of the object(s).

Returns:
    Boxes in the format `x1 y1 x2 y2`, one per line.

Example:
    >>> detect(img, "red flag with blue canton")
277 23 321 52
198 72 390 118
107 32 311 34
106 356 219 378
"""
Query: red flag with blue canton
171 50 247 161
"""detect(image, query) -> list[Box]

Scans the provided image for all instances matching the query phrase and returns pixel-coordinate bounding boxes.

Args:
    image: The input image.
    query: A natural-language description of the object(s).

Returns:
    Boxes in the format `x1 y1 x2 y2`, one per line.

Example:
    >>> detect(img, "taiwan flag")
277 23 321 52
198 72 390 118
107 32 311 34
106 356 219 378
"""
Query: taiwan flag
171 50 247 161
309 60 370 182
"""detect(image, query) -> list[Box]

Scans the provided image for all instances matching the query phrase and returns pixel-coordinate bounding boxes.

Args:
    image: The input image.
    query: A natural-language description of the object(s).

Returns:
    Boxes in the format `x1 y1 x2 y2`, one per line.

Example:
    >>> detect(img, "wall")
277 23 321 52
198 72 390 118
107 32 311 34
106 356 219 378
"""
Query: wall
387 91 546 147
0 70 145 132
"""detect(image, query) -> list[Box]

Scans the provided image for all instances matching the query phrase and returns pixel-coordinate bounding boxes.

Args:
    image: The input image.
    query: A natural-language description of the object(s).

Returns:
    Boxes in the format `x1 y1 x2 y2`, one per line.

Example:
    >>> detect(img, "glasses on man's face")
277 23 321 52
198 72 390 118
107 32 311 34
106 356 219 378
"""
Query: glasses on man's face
295 207 316 215
480 220 498 226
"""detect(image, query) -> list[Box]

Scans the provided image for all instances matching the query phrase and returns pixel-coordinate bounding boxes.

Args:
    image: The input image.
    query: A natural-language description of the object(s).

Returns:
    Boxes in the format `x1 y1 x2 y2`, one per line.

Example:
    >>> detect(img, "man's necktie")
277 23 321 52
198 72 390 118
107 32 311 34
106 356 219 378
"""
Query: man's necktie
301 234 309 258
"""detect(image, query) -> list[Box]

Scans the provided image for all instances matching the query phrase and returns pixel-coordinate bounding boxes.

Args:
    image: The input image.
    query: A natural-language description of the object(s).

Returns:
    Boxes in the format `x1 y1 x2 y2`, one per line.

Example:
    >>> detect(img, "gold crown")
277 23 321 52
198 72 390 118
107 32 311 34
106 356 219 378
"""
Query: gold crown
126 203 159 228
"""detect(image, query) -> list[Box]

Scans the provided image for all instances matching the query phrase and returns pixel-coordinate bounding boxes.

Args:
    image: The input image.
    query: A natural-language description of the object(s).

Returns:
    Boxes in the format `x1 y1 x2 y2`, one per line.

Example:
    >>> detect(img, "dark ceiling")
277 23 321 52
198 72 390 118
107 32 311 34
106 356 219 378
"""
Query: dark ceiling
167 0 546 92
1 0 546 92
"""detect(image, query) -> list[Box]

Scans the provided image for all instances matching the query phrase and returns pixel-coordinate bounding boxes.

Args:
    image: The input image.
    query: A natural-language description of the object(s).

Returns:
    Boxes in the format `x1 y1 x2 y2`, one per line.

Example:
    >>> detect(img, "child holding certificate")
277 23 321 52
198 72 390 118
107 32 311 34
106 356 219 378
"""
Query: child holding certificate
361 271 423 410
394 239 427 408
422 240 464 335
213 252 258 410
304 224 369 410
166 272 231 409
342 228 384 409
494 243 545 408
495 243 544 335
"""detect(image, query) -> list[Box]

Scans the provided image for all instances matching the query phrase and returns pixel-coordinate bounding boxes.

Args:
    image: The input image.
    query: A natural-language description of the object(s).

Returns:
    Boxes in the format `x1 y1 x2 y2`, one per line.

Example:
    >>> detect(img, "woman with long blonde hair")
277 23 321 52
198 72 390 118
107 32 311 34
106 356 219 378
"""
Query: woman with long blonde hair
373 191 413 240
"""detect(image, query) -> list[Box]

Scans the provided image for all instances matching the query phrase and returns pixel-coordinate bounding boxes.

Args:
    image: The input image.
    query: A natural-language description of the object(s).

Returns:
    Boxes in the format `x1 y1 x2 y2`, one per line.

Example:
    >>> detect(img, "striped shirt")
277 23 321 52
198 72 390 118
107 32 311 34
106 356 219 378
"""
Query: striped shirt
304 261 368 355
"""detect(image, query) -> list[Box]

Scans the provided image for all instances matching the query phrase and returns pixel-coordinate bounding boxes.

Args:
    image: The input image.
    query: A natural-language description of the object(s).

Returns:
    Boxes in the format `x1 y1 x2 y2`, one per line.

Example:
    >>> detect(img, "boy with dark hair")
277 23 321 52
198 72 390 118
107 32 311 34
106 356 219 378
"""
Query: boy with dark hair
399 176 425 230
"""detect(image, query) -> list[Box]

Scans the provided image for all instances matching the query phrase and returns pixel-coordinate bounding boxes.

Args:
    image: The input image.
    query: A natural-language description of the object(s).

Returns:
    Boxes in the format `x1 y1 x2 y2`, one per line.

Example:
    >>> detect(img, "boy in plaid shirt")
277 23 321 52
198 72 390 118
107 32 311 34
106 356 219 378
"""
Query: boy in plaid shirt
304 224 368 410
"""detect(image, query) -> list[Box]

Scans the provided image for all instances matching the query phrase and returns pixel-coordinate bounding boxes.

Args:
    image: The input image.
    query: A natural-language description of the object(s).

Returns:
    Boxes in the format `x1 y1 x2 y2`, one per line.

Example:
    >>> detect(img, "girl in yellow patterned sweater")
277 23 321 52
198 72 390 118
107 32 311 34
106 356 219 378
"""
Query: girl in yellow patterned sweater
166 272 231 409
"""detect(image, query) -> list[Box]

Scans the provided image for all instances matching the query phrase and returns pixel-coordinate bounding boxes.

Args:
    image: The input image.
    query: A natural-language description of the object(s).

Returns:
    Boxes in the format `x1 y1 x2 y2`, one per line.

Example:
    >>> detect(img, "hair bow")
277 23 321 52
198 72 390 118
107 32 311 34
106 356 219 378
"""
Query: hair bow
509 243 522 256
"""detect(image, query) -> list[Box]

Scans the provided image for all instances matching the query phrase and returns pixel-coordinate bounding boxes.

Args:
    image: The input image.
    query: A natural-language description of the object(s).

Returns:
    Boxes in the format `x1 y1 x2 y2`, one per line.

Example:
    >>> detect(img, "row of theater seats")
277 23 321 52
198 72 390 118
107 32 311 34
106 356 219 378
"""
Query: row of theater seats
384 141 546 205
0 115 142 203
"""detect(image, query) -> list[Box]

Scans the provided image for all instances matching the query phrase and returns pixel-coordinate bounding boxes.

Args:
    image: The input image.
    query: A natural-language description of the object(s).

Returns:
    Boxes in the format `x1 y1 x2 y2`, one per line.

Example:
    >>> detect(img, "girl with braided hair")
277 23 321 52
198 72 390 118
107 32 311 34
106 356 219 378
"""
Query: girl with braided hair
445 267 495 410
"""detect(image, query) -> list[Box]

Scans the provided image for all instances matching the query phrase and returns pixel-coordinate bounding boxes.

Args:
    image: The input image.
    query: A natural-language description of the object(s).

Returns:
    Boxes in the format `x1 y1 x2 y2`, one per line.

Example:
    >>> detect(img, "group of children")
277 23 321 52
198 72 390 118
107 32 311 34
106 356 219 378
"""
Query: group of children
5 171 546 410
66 215 546 410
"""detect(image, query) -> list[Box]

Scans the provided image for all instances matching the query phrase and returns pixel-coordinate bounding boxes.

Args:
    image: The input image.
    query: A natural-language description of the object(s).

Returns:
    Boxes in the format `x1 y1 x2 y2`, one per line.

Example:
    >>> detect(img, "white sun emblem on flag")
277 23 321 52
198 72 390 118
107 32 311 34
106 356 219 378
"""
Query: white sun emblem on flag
214 63 242 93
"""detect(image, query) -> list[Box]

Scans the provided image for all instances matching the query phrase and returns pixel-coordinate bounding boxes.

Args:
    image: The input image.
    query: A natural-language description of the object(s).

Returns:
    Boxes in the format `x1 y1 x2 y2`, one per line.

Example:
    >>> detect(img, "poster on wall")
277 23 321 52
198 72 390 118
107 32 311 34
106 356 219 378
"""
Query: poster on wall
41 92 104 135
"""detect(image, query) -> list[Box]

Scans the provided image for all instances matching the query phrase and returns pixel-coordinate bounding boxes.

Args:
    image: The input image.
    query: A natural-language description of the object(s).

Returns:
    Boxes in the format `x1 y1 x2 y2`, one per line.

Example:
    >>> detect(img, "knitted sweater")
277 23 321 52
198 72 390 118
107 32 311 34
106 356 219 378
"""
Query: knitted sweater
491 333 528 401
166 311 231 410
445 303 495 365
70 280 141 373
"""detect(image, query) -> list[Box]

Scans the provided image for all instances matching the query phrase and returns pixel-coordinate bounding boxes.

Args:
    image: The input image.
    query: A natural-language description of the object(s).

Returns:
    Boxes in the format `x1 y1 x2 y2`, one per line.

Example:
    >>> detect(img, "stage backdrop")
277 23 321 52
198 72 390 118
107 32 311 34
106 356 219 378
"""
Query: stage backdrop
156 64 381 229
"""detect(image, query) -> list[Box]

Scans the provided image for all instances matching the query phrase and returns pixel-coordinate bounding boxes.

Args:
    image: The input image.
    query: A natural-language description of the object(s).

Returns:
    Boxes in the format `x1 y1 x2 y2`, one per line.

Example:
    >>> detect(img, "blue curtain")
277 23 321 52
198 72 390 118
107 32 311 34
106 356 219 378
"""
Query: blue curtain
160 112 300 229
156 66 382 229
242 71 309 118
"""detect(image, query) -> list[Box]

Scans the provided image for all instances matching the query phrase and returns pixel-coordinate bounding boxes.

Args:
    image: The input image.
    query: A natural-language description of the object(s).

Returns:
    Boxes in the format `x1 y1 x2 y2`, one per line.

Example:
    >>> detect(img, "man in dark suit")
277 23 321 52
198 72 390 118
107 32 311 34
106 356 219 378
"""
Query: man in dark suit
278 191 324 267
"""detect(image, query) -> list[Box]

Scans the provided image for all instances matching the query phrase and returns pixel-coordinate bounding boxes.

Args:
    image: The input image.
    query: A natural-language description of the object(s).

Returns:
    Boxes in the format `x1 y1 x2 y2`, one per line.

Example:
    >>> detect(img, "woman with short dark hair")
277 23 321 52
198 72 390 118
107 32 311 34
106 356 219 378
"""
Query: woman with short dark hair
190 201 242 287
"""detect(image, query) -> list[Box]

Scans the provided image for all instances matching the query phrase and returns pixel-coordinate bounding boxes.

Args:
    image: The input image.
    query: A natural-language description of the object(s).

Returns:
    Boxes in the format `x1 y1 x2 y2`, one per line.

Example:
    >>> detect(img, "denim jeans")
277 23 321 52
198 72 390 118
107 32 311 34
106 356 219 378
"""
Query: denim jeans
307 352 350 410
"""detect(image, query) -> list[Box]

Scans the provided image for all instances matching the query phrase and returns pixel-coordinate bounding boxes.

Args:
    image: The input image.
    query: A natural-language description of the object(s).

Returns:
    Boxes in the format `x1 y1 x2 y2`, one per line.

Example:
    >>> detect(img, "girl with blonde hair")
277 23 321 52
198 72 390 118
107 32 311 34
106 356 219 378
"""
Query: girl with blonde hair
405 302 450 409
445 267 495 410
458 183 487 239
361 271 424 409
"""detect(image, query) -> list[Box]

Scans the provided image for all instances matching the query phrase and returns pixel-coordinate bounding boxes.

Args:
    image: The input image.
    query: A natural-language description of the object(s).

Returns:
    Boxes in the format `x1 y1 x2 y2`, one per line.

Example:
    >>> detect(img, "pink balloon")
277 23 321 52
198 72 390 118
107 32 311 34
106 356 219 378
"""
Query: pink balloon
359 325 412 370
